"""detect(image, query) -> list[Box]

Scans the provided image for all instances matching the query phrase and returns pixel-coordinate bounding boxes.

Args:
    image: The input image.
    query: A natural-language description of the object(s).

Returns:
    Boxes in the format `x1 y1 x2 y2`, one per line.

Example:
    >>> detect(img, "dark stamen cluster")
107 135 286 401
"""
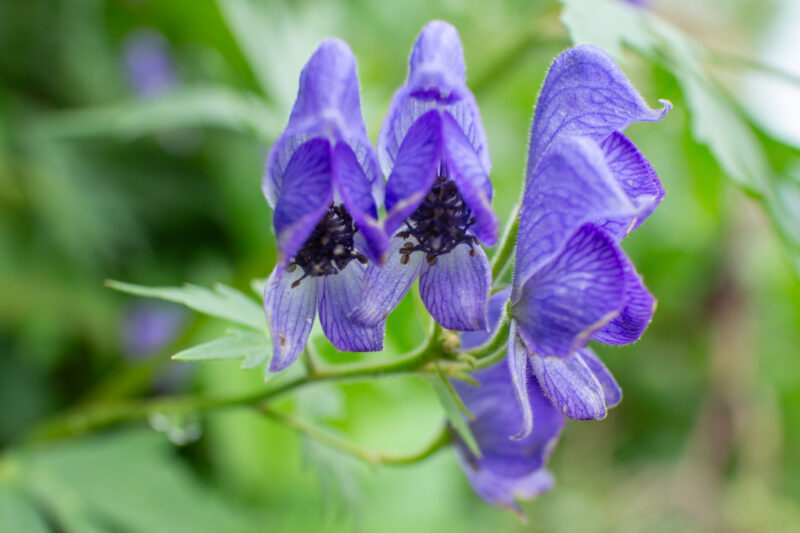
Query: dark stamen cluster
289 204 367 288
398 176 477 266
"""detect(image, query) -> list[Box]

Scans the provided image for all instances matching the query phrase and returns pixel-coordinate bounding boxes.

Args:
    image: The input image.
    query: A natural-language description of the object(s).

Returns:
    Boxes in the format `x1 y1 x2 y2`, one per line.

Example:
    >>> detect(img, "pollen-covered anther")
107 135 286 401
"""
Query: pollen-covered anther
399 175 477 263
289 203 365 288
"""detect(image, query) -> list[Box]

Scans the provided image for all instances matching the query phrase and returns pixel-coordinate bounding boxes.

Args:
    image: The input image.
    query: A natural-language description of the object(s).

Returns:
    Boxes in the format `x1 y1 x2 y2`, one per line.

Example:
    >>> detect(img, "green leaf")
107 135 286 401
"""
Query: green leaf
106 280 266 331
172 329 271 368
34 85 281 142
427 370 481 458
0 486 49 533
17 430 261 533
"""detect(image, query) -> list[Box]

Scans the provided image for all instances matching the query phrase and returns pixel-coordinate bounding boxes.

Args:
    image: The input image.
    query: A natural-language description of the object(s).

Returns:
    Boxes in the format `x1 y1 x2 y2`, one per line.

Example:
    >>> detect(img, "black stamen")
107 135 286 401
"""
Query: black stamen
290 203 365 287
398 175 477 263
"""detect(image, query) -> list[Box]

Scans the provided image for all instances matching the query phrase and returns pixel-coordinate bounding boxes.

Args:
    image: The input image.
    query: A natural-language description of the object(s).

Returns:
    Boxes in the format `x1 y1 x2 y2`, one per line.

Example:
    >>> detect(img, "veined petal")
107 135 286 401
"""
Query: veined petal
529 351 607 420
272 138 333 269
600 132 665 237
332 142 388 263
419 243 490 331
264 267 318 372
507 320 534 440
527 44 671 180
351 235 424 326
512 224 626 358
264 38 368 206
378 22 489 177
515 136 635 286
318 260 384 352
442 111 498 246
383 110 443 236
592 254 656 345
578 348 622 409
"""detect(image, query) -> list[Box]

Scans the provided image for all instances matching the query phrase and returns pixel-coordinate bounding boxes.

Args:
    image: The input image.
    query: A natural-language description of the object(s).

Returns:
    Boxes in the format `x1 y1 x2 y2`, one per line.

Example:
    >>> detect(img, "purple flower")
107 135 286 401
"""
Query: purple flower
453 290 564 513
507 45 670 434
262 39 388 372
353 21 498 332
122 29 178 99
123 302 183 357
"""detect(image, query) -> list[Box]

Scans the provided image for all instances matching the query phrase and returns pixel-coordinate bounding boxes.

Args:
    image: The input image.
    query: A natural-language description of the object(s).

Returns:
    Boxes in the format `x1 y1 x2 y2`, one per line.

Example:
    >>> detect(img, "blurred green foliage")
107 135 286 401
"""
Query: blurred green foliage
1 0 800 532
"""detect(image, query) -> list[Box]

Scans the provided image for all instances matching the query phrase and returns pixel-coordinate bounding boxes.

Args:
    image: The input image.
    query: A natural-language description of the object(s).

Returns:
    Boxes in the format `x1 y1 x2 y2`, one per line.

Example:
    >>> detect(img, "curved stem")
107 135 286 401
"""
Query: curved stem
25 318 447 443
490 205 520 282
260 406 450 467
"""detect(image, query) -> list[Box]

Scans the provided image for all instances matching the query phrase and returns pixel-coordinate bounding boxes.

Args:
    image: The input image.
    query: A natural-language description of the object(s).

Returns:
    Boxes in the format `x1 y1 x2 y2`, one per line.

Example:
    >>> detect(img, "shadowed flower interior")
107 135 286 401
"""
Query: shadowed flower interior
288 203 368 287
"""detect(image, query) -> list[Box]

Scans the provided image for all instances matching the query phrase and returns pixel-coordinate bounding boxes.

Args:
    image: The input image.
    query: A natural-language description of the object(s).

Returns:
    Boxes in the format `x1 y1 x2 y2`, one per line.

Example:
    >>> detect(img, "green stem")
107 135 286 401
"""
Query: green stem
490 205 520 282
25 319 447 443
260 407 450 467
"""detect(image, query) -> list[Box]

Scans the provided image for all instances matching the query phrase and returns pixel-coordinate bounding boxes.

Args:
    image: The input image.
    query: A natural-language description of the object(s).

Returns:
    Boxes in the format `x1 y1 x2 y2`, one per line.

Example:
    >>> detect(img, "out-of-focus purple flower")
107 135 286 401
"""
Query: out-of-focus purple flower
453 290 564 513
507 45 670 434
352 21 498 332
122 29 178 99
262 39 388 372
123 302 183 357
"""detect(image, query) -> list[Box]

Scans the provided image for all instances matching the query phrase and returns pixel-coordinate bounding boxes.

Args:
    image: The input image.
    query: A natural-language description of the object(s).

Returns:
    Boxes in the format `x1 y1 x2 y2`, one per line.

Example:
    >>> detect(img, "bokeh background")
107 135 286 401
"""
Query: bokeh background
2 0 800 531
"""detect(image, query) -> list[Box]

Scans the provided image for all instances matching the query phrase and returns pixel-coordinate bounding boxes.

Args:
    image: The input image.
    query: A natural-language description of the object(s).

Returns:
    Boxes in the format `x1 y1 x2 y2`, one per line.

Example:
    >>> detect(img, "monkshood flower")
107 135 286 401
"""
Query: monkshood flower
123 29 178 99
453 290 564 513
262 39 388 372
353 21 498 331
507 45 670 435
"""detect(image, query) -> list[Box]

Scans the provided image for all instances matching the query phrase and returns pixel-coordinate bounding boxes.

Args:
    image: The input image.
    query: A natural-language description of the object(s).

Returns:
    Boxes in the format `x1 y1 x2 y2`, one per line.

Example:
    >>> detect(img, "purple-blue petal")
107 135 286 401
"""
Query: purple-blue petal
507 320 534 440
351 235 424 326
452 354 563 510
512 224 626 358
317 260 384 352
514 136 635 287
272 138 334 270
526 44 671 182
441 111 498 246
383 110 443 236
332 142 388 263
264 267 318 372
599 132 665 237
264 38 381 208
456 458 554 515
419 243 490 331
378 22 489 177
529 351 607 420
578 348 622 409
592 254 656 345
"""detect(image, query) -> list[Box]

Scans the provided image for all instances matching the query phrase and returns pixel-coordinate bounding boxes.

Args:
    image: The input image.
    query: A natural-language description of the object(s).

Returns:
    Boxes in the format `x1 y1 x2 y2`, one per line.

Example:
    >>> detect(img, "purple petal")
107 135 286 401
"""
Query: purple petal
351 235 424 326
378 22 489 177
527 44 671 181
600 132 665 237
460 288 510 350
456 456 554 514
515 136 635 285
332 142 388 263
318 261 384 352
272 138 333 270
264 267 318 372
419 243 490 331
592 254 655 345
529 351 607 420
507 320 534 440
441 111 498 246
512 224 626 358
577 348 622 409
383 110 443 236
264 39 380 207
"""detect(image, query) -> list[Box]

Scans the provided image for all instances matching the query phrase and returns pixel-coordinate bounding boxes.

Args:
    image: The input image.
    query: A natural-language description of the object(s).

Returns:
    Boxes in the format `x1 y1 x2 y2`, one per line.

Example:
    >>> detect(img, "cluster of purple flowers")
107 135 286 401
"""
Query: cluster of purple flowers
262 21 669 512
